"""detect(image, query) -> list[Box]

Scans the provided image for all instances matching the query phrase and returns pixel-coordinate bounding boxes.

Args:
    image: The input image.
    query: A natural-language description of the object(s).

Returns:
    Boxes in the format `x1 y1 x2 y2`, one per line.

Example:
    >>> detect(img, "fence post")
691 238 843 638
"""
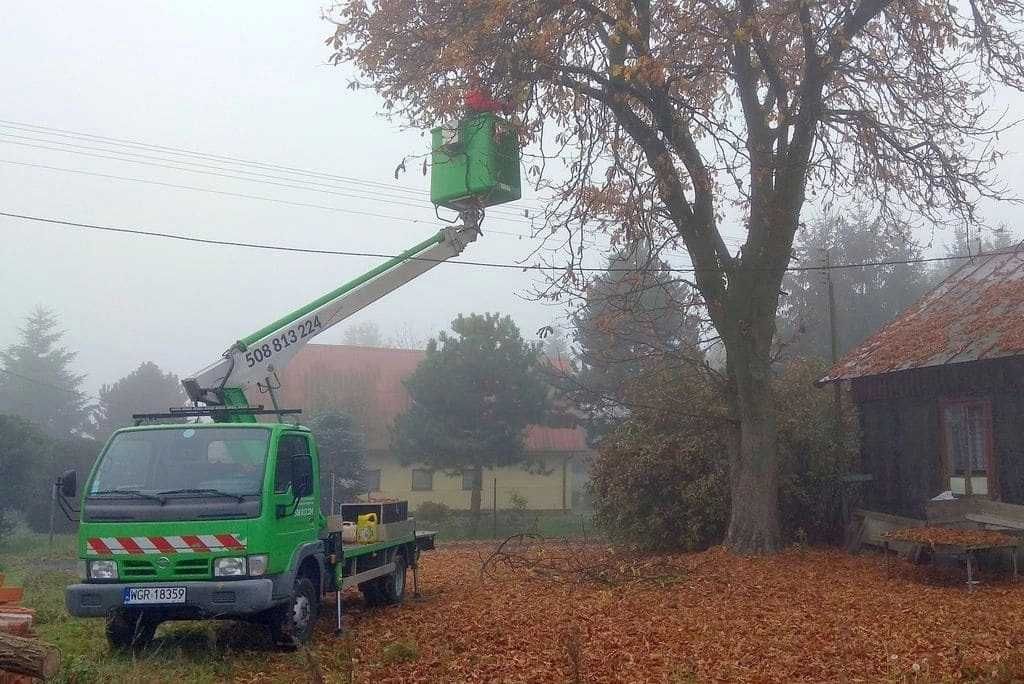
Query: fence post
493 478 498 539
48 479 57 552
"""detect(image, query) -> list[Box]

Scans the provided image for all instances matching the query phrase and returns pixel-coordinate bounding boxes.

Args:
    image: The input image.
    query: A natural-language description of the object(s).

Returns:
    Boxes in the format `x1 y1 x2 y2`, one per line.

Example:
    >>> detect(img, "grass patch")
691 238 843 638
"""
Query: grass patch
0 534 282 683
380 638 419 664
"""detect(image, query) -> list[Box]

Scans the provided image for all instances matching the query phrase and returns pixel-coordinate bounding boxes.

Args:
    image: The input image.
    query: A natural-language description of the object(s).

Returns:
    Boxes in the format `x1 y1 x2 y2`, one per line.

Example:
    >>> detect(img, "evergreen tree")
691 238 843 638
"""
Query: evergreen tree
343 321 384 347
569 244 702 439
92 362 186 439
0 307 88 437
306 410 368 513
392 313 549 524
928 223 1020 283
779 210 931 361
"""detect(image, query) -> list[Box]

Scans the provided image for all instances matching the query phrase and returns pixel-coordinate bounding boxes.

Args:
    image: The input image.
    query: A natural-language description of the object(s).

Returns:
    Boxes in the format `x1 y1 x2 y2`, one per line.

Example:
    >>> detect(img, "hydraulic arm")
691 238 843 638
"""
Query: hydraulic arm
182 219 480 408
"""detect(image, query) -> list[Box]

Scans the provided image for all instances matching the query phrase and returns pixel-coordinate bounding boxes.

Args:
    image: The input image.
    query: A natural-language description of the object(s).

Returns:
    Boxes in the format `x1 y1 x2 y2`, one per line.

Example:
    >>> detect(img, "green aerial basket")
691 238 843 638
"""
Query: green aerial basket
430 112 521 211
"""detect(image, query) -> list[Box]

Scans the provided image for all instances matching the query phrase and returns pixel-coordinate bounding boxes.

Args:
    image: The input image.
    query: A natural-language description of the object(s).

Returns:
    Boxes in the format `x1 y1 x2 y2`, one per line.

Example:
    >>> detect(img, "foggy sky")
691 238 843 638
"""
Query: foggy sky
2 1 1023 396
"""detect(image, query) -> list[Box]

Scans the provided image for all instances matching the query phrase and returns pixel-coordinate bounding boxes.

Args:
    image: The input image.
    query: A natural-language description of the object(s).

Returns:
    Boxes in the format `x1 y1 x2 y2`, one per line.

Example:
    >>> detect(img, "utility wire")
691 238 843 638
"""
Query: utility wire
0 209 985 274
0 159 643 252
0 367 94 399
0 119 748 250
0 120 546 217
0 158 733 263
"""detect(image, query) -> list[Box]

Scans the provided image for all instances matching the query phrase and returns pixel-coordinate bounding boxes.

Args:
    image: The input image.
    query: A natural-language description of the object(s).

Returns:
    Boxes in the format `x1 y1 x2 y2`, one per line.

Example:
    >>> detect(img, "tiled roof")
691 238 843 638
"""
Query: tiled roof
820 249 1024 383
264 344 590 452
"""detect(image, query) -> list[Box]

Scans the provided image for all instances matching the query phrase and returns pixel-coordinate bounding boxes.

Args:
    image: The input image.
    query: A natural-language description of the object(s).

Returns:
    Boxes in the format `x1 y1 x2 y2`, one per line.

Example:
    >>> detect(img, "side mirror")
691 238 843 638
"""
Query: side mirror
58 469 77 498
291 456 313 499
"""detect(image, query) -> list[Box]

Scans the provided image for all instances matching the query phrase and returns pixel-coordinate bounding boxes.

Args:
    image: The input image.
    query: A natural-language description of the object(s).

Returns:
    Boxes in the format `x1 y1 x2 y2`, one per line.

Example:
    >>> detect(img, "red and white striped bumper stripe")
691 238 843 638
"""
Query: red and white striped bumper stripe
86 534 246 556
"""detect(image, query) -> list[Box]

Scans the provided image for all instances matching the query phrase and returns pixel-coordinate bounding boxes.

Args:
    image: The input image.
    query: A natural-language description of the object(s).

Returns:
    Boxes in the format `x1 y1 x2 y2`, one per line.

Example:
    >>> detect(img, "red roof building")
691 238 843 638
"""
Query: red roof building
266 344 592 511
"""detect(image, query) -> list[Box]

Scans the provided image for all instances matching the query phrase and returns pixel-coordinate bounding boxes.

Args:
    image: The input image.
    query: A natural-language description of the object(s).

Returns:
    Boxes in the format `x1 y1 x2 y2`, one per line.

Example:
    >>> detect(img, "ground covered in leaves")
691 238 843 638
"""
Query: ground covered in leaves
237 540 1024 683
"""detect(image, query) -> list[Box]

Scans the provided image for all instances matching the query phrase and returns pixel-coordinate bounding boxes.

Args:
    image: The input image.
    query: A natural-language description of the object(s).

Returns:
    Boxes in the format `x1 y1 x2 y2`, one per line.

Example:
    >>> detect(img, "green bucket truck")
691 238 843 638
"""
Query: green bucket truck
61 112 521 649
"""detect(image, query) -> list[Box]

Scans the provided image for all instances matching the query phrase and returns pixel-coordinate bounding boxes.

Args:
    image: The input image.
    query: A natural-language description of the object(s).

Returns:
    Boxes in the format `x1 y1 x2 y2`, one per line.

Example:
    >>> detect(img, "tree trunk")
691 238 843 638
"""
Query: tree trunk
724 380 782 554
0 632 59 679
722 292 783 555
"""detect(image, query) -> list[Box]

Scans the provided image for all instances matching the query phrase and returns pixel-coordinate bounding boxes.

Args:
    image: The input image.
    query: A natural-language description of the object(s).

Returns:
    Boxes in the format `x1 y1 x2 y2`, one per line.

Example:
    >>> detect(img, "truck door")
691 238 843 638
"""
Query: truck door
271 432 319 554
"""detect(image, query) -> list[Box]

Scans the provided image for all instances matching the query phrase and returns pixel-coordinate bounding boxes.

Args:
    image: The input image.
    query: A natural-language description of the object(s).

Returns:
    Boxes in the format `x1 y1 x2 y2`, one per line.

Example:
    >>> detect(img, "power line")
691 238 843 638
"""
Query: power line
0 118 748 250
0 209 986 274
0 158 731 263
0 368 94 399
0 158 615 249
0 120 546 217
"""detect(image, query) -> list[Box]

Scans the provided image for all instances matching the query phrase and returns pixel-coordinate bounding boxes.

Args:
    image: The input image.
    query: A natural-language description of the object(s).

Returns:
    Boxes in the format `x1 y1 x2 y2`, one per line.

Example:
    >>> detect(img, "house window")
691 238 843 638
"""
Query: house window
941 400 993 496
364 469 382 493
411 469 433 491
462 469 482 491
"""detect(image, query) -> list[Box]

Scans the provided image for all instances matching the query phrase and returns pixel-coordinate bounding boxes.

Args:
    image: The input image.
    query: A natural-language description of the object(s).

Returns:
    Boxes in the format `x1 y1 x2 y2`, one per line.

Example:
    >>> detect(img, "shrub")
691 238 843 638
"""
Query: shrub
416 501 452 523
589 358 856 551
592 421 729 552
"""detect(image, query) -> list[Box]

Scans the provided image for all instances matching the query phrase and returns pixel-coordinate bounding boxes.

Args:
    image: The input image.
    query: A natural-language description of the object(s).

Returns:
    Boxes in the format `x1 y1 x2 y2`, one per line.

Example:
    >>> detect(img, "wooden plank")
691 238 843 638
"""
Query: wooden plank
965 513 1024 530
0 590 23 606
855 509 926 556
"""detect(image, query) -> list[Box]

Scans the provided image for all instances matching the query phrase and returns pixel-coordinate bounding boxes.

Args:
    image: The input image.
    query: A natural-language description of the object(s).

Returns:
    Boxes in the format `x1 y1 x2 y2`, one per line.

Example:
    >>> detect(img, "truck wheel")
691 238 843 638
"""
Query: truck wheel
361 552 407 607
381 552 407 604
106 609 158 652
270 576 319 647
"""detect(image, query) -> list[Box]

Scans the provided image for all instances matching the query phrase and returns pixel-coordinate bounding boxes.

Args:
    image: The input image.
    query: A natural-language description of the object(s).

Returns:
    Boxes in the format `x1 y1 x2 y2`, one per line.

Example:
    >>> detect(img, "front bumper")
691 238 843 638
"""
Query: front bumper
66 578 277 619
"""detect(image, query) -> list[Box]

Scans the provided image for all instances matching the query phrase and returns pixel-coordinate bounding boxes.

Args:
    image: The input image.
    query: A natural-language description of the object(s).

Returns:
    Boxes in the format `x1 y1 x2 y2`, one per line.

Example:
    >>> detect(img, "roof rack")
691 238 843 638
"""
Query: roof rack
132 406 302 425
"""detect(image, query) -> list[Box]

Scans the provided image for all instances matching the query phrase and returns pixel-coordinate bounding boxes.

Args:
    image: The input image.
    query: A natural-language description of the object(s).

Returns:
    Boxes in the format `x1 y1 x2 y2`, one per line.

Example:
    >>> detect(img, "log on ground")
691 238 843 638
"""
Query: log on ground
0 632 59 679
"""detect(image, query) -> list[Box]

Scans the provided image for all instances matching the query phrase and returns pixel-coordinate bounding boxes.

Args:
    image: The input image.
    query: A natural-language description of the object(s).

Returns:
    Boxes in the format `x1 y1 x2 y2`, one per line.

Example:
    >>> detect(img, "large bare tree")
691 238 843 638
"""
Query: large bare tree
327 0 1024 552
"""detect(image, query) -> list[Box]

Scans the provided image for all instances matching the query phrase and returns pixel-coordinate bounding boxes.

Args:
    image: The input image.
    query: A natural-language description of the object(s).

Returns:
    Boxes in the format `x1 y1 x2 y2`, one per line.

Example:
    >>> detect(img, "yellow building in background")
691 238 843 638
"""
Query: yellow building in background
269 344 593 512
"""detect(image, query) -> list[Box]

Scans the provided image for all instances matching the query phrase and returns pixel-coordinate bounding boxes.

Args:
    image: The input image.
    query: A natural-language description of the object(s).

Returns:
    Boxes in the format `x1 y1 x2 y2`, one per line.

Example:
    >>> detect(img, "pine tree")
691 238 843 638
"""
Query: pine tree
779 210 931 361
392 313 549 524
92 362 186 439
569 244 702 439
0 307 88 437
306 410 368 512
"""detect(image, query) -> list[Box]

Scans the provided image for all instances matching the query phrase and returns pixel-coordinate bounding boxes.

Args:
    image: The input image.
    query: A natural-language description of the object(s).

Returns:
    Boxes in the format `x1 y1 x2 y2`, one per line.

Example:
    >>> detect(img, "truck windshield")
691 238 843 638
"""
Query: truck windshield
89 427 269 498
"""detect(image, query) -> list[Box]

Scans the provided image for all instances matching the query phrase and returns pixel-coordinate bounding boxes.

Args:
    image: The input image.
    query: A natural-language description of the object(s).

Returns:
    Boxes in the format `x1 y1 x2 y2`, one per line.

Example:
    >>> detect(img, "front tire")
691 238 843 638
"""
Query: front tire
106 609 158 652
269 576 319 647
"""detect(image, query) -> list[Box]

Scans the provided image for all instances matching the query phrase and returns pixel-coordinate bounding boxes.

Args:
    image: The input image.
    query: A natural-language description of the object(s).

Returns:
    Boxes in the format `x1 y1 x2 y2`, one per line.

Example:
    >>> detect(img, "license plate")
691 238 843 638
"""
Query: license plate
123 586 186 605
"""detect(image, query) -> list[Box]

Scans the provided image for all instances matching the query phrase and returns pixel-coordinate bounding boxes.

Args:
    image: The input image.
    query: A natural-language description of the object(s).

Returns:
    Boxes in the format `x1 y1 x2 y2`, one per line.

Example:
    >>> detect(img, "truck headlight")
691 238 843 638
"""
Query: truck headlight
247 554 268 577
213 557 246 577
88 560 118 580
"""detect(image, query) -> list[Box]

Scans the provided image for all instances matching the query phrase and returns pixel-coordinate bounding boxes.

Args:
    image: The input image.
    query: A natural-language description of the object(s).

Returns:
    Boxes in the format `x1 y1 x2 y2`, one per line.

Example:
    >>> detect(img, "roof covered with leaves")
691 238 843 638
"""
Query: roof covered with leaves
820 249 1024 383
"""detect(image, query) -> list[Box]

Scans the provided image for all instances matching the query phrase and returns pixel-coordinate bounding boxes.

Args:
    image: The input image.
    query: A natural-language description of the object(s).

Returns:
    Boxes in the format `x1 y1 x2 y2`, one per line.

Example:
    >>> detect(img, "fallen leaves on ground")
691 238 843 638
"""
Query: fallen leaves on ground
238 541 1024 683
885 526 1018 548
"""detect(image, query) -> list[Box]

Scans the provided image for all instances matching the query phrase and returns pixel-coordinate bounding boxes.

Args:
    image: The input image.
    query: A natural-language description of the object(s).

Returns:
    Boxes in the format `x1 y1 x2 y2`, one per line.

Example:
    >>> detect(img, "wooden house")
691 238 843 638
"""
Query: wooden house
820 249 1024 518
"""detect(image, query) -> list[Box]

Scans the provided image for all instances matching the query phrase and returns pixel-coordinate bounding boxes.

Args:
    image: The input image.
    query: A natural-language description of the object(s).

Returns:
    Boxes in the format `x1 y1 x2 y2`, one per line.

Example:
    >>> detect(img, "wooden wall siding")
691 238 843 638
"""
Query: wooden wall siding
858 382 1024 515
851 356 1024 403
992 397 1024 505
859 397 943 517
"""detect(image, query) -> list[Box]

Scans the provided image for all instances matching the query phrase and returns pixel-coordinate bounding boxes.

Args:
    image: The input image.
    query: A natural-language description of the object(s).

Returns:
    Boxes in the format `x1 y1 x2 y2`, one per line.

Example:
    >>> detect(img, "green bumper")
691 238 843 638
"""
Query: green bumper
66 579 276 619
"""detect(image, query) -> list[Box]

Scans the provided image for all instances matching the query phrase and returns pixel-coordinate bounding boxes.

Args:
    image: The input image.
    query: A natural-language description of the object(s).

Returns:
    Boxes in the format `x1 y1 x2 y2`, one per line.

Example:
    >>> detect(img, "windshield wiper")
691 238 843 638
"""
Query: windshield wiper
89 489 166 504
156 488 247 503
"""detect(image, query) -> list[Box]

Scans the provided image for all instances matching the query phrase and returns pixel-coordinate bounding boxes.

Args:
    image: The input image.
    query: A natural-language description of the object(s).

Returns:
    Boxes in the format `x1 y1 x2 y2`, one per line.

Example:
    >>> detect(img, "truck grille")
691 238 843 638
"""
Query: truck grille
173 557 210 577
121 559 157 578
118 556 211 579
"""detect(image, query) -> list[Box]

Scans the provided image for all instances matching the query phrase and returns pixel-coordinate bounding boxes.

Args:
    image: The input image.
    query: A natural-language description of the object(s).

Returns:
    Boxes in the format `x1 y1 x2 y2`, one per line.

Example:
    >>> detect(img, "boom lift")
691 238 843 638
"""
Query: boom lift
182 216 482 413
62 108 521 650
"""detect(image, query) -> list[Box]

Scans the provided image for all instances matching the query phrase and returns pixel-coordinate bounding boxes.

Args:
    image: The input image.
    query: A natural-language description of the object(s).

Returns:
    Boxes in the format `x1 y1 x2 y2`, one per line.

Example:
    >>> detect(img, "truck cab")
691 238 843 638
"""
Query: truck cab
65 421 332 648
